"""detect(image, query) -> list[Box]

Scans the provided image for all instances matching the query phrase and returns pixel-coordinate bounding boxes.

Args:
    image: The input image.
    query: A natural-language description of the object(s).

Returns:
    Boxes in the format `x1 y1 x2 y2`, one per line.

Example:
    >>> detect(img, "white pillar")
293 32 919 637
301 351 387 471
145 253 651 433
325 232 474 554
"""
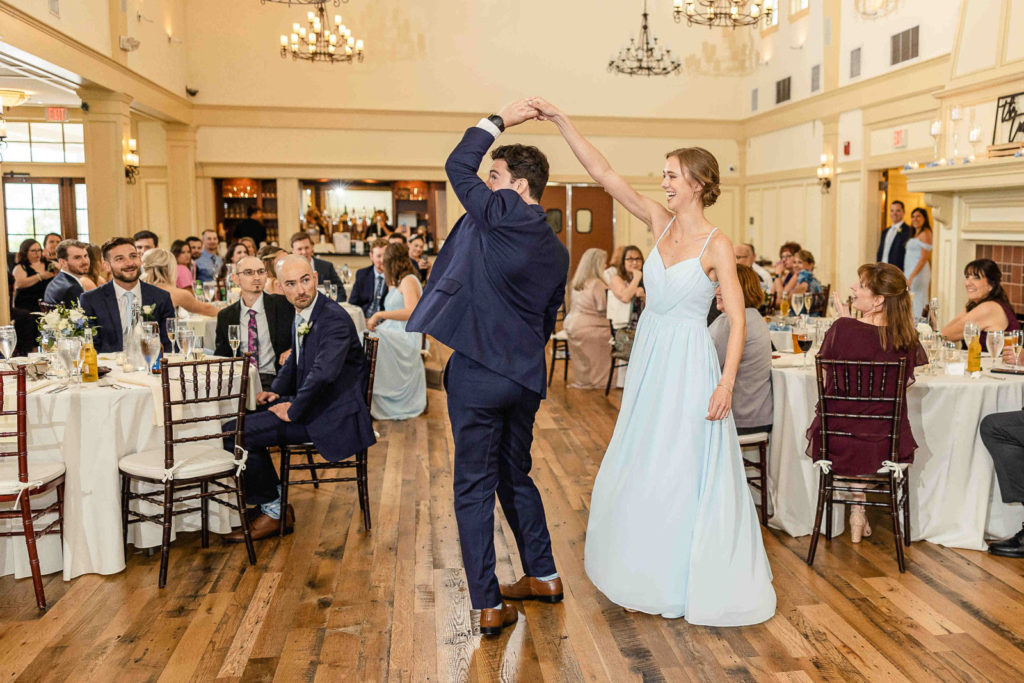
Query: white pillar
78 87 133 244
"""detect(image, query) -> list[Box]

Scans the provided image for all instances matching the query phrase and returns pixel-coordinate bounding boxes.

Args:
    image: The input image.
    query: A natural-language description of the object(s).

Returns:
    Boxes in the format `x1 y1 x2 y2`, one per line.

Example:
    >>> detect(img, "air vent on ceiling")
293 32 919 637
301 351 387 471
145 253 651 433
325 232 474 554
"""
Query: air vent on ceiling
775 77 791 104
751 88 758 112
891 26 919 65
811 64 821 92
850 47 862 79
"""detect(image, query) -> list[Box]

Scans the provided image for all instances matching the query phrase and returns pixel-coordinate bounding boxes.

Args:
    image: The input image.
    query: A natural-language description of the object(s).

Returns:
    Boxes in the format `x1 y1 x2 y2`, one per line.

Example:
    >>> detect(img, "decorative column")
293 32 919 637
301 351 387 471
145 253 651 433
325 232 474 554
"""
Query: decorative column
165 123 199 241
276 178 301 243
78 87 133 245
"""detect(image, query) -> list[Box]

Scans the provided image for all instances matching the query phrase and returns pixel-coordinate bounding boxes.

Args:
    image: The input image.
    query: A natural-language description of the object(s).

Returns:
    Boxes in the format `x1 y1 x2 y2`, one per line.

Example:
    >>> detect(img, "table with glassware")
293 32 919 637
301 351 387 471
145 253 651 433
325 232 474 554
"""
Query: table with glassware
0 356 257 581
767 344 1024 550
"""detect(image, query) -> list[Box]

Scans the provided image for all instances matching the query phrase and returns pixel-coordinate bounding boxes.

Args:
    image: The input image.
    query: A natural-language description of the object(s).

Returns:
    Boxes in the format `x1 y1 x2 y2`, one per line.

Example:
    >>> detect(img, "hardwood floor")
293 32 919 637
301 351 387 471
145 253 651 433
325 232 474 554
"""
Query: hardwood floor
4 380 1024 681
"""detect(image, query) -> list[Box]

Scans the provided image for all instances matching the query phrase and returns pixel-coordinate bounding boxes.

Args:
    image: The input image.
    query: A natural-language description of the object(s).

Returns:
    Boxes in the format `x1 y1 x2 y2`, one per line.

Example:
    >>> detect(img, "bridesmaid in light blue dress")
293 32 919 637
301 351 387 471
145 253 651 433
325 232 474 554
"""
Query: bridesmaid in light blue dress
533 97 775 626
366 246 427 420
903 207 933 319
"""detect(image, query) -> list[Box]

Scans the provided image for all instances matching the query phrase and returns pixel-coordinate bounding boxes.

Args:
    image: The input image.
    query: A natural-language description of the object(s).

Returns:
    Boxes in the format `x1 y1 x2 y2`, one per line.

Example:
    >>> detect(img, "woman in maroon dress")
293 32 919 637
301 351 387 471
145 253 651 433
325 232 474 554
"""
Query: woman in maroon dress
807 263 927 542
940 259 1020 348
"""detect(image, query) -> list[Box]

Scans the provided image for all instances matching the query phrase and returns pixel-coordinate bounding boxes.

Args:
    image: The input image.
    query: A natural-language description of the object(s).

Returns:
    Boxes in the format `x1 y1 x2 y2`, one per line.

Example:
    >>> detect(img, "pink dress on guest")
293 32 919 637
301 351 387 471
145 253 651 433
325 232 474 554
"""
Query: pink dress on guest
176 264 194 289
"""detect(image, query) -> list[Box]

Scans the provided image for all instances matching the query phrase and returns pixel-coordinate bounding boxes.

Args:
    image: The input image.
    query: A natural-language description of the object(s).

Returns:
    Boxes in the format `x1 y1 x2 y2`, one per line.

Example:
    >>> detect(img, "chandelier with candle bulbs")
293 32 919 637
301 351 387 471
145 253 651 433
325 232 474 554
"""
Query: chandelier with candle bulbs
609 0 680 77
280 1 363 64
673 0 774 28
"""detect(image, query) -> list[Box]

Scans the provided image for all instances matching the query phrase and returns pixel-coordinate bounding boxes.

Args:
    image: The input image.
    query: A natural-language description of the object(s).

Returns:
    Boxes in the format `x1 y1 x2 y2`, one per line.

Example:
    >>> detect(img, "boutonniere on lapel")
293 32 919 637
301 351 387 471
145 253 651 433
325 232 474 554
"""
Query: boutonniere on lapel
297 321 312 339
141 304 156 321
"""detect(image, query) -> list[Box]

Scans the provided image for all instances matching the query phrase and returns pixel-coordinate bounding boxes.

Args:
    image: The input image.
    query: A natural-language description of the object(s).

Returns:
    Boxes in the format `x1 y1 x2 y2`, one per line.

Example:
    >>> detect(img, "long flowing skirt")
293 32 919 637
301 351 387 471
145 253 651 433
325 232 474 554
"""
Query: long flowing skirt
370 322 427 420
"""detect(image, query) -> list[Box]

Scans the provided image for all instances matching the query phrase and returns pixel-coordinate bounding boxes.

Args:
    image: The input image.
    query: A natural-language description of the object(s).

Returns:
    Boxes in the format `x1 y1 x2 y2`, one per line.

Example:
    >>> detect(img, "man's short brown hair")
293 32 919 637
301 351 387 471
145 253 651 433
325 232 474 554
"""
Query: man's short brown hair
370 238 389 252
491 144 549 201
290 231 313 247
101 237 136 260
56 239 89 261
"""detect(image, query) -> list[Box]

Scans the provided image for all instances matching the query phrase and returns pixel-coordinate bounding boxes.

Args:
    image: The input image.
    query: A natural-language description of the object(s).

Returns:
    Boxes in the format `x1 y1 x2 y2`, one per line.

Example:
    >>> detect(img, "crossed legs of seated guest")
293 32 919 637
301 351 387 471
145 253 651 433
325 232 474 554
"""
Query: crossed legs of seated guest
981 411 1024 557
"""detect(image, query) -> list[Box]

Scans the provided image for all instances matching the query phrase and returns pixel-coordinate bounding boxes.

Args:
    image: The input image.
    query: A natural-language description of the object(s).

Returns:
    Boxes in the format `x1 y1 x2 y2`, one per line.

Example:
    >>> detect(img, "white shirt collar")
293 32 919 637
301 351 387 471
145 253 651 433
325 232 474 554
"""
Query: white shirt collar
114 279 142 302
60 269 83 284
295 292 319 324
240 292 265 316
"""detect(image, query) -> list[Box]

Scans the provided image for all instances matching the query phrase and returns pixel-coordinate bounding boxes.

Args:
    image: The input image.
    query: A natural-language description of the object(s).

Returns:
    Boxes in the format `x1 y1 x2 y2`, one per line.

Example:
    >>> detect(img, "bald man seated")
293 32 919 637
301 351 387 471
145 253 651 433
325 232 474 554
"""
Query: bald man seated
224 255 376 541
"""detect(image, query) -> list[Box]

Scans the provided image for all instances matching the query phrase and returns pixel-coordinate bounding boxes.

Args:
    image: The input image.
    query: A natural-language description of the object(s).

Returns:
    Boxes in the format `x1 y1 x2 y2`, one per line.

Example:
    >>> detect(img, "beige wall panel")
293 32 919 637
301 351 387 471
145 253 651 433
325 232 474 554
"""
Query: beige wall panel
953 0 1001 77
138 121 168 167
124 0 190 97
705 187 739 243
144 181 170 236
5 0 112 56
777 184 806 244
837 109 863 162
802 183 824 275
276 178 301 240
1006 1 1024 64
762 190 779 263
835 176 865 291
746 122 822 176
745 188 763 256
867 119 932 158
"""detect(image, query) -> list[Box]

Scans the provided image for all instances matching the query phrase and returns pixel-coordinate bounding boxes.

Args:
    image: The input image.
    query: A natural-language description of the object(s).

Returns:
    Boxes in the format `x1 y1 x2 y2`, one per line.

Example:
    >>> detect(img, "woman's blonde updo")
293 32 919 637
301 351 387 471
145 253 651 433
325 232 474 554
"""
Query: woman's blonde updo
141 248 175 286
666 146 721 207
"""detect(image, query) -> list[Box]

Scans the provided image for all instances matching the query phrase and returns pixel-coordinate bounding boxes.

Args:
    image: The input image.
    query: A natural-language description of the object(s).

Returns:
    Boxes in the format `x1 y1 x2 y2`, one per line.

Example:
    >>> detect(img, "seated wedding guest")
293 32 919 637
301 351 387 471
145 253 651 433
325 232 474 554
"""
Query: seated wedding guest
366 243 427 420
43 239 90 308
607 245 645 329
414 224 436 253
233 206 267 248
133 229 158 256
709 265 772 435
82 244 110 290
187 236 203 266
80 237 173 352
349 239 389 319
12 239 55 313
214 255 294 390
735 242 772 291
563 248 610 389
409 233 431 283
170 239 195 290
940 258 1020 346
195 229 223 283
218 241 249 281
388 232 407 245
290 231 345 301
790 249 823 296
603 246 626 284
258 245 288 295
807 263 927 542
239 236 258 256
770 241 802 304
223 256 375 542
980 409 1024 557
141 248 220 317
43 232 61 262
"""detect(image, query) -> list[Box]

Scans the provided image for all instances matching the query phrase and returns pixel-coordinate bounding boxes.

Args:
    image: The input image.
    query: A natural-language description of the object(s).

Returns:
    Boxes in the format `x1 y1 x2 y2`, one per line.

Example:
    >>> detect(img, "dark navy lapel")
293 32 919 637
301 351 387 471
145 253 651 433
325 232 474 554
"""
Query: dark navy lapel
298 295 327 376
101 283 123 349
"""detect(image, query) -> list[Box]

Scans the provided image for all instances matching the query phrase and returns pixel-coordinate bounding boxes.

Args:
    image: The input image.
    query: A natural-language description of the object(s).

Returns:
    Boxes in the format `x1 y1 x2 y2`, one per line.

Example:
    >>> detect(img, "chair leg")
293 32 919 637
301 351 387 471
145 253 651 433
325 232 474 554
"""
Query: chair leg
57 481 65 542
806 471 827 567
200 481 210 549
19 492 47 610
824 474 834 541
758 443 768 526
548 342 557 387
562 344 569 382
605 359 615 396
121 474 130 553
902 472 912 547
889 474 906 573
279 449 291 537
358 449 372 531
234 474 257 565
306 448 320 489
158 482 173 589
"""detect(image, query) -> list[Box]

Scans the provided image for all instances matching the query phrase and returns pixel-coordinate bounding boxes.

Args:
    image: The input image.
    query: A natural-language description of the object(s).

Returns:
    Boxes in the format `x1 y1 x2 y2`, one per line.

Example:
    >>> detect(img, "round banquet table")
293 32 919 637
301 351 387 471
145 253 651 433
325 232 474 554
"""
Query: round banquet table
767 352 1024 550
0 360 256 581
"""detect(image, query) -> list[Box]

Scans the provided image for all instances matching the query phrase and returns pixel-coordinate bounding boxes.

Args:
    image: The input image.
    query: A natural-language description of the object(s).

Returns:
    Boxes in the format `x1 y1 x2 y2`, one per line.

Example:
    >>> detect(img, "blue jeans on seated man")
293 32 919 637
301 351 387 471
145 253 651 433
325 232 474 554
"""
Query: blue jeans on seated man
224 406 315 520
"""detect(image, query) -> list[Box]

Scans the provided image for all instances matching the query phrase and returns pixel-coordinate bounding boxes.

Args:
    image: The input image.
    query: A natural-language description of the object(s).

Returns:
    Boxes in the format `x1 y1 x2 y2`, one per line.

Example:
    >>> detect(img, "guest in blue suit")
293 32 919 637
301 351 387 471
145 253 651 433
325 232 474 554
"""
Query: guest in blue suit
79 237 173 352
224 255 375 542
347 239 389 319
43 239 90 308
407 100 570 636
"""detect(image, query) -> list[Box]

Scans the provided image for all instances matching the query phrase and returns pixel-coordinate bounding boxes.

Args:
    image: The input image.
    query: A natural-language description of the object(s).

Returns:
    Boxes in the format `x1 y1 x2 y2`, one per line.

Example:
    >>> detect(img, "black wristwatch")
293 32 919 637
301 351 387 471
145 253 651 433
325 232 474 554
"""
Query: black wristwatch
486 114 505 133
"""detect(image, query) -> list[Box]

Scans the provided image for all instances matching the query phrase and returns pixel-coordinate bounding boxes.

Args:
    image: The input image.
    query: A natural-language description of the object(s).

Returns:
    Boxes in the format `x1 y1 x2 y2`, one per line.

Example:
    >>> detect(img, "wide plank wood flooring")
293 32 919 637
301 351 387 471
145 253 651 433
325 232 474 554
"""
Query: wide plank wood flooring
3 376 1024 681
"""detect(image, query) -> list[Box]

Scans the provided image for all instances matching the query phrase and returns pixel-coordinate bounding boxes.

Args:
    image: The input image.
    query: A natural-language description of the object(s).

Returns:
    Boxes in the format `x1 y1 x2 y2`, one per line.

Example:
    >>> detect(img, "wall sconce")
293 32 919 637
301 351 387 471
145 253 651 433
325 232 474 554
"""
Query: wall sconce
816 153 832 194
124 138 140 184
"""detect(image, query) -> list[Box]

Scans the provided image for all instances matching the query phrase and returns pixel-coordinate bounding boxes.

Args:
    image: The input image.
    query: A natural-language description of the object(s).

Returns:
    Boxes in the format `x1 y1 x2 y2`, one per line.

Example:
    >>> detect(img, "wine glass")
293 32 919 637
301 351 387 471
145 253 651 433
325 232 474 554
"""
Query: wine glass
140 334 161 373
228 324 241 357
166 318 178 355
987 329 1005 364
341 264 352 286
795 324 814 367
928 297 940 330
0 325 17 368
791 293 805 318
963 322 980 348
141 322 159 338
202 281 216 303
1009 330 1023 367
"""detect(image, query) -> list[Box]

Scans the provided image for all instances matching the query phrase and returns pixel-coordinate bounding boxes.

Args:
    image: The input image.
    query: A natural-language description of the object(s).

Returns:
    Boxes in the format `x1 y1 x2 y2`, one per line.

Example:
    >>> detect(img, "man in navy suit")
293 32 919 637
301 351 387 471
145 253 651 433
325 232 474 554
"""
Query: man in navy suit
224 255 374 542
290 231 346 301
347 239 389 319
876 200 911 268
79 237 173 352
43 239 90 308
407 100 569 636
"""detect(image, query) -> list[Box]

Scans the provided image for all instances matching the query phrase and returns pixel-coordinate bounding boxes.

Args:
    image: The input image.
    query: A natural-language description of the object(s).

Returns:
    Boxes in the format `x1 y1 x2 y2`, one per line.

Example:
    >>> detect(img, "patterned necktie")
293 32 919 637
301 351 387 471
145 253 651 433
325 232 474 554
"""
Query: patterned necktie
122 291 135 338
247 309 259 367
370 274 384 316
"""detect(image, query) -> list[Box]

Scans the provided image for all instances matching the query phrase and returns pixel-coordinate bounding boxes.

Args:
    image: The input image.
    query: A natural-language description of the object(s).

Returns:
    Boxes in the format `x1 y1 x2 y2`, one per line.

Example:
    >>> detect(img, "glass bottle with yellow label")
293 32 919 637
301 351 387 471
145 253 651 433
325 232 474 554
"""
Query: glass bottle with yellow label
81 328 99 382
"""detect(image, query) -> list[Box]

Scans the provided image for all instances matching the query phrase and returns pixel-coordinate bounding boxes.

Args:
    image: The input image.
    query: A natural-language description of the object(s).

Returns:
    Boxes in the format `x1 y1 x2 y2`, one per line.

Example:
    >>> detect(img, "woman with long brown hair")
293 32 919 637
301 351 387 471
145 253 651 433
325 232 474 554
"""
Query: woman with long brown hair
809 262 927 542
11 238 56 312
940 259 1020 347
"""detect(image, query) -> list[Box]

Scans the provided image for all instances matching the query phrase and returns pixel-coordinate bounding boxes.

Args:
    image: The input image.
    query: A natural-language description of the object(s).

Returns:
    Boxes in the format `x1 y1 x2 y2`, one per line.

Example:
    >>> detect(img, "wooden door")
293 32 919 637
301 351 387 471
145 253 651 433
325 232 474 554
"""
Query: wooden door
569 186 614 271
540 185 567 250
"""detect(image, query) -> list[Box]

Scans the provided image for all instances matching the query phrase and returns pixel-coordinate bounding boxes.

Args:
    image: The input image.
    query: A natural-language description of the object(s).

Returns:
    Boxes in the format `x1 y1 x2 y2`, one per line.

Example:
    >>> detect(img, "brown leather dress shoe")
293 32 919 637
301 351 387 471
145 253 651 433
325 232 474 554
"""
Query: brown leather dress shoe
225 505 294 543
479 601 518 636
500 576 564 603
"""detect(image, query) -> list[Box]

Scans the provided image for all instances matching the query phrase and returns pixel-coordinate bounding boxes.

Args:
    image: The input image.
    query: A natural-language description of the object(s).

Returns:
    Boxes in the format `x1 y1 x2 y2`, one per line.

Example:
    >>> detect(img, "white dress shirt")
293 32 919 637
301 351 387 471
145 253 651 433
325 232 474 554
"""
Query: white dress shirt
239 293 277 375
751 262 773 290
114 280 143 336
881 221 905 263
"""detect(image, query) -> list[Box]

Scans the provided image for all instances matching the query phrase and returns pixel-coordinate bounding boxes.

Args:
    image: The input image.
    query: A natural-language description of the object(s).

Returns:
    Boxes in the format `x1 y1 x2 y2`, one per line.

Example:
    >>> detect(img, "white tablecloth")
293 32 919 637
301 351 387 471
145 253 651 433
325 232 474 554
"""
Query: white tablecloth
340 302 366 336
0 362 256 581
767 353 1024 549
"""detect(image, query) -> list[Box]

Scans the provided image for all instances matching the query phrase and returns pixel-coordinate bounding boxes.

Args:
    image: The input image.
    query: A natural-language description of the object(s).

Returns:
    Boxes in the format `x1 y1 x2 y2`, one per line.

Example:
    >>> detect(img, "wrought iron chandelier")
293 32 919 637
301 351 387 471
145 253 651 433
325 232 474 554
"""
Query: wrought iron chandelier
280 1 363 64
262 0 345 5
609 1 680 77
673 0 775 28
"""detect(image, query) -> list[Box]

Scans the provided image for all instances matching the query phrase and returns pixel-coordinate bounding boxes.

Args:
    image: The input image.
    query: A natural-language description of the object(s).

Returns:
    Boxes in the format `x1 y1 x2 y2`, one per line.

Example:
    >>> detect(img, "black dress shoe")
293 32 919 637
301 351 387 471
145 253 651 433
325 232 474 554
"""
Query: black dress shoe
988 525 1024 557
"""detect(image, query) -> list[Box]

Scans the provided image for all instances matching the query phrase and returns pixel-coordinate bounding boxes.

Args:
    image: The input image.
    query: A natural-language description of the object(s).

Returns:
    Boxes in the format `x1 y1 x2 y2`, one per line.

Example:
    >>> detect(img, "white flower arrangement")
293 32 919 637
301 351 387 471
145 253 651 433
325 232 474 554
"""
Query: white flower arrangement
35 304 96 341
916 322 934 337
297 321 312 338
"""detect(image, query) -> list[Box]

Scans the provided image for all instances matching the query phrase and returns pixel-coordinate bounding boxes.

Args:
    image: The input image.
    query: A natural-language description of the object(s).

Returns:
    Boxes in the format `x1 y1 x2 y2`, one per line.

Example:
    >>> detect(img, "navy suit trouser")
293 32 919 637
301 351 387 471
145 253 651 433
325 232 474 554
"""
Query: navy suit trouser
445 352 556 609
224 409 312 505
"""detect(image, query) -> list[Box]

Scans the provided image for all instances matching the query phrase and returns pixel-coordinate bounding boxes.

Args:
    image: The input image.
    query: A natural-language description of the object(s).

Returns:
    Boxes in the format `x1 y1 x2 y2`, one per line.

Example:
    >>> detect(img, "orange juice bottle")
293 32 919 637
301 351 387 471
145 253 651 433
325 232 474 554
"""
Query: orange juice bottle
967 334 983 373
780 299 791 317
81 329 99 382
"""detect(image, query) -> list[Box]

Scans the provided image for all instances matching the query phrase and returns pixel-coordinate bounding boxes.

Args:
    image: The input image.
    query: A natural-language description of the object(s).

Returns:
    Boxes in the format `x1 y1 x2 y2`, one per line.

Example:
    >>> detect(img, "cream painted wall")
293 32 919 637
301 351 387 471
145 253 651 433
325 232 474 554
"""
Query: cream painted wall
746 0 825 113
837 109 862 161
834 174 866 293
137 120 168 167
952 0 1001 77
745 121 822 176
744 178 825 281
1006 4 1024 64
867 118 932 160
6 0 111 57
123 0 190 100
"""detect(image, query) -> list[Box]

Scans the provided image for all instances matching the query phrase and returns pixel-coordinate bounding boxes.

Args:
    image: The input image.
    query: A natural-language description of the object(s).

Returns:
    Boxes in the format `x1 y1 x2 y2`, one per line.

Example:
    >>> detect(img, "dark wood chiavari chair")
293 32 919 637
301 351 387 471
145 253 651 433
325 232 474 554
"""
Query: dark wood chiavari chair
119 355 256 588
605 320 631 396
806 357 912 572
548 331 570 387
0 367 65 609
806 284 831 317
277 331 379 534
739 431 770 526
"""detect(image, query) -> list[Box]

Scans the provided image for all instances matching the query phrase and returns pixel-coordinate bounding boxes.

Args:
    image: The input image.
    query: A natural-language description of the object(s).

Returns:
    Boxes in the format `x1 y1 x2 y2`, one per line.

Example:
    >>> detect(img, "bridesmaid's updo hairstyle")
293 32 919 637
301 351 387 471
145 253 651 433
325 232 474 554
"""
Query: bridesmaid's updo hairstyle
857 262 917 352
666 147 721 207
383 242 416 288
963 258 1010 311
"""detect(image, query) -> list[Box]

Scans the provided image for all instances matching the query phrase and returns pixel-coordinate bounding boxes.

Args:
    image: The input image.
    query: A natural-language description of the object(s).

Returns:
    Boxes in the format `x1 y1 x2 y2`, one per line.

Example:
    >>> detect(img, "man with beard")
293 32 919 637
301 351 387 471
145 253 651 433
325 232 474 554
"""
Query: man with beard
44 239 91 308
80 237 174 352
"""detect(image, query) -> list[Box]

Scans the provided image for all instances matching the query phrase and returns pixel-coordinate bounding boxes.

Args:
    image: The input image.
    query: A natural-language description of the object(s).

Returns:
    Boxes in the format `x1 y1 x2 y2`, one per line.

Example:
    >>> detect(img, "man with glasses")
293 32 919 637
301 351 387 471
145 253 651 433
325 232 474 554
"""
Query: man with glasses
214 255 294 390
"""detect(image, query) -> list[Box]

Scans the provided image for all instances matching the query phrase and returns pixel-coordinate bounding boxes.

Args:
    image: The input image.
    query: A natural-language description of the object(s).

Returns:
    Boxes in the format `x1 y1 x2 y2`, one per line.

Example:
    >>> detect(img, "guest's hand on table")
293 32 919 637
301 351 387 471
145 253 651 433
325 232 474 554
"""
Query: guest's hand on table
256 391 279 405
278 350 291 366
1002 347 1020 365
833 292 850 318
269 402 292 422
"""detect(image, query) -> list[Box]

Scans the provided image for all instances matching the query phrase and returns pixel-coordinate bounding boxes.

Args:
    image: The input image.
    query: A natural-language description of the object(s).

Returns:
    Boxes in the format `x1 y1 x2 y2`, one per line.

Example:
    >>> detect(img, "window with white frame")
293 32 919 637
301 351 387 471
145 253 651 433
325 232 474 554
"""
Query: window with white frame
0 122 85 163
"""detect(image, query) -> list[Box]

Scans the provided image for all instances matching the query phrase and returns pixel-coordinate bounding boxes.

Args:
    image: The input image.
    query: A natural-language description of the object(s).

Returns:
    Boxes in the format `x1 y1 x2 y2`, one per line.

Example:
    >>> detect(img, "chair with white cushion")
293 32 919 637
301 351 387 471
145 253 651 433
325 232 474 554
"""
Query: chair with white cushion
548 330 570 387
0 367 65 610
738 431 770 526
119 355 256 588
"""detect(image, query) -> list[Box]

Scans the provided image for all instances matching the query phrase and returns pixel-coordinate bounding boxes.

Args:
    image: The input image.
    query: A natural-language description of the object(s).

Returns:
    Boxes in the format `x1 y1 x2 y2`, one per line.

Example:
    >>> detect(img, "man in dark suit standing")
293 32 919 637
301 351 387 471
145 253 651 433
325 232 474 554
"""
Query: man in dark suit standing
876 200 911 268
290 231 346 301
79 237 173 352
233 206 267 247
347 239 389 319
43 239 90 308
407 101 569 636
214 255 294 390
224 255 374 542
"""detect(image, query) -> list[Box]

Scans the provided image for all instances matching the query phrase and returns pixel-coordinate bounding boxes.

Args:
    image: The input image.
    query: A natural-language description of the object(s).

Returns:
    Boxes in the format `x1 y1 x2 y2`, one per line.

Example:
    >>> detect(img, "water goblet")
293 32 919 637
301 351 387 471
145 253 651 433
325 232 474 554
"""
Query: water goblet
987 329 1005 364
202 281 216 303
140 333 161 373
0 325 17 369
178 329 196 361
56 336 83 385
791 293 805 318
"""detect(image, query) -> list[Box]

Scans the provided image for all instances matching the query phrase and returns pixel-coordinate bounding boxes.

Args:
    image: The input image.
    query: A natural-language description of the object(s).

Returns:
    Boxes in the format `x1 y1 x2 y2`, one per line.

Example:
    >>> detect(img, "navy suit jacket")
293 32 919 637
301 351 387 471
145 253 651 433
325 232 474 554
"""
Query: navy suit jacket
312 257 347 301
78 281 174 353
43 271 84 308
348 265 388 319
876 223 911 269
407 126 569 398
270 295 373 462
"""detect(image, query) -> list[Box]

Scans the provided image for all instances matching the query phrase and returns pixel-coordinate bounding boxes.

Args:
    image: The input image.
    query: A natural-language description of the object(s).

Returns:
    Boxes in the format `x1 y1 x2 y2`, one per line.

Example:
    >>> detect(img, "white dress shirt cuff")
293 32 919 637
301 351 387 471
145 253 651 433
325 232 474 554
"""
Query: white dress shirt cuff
476 118 501 139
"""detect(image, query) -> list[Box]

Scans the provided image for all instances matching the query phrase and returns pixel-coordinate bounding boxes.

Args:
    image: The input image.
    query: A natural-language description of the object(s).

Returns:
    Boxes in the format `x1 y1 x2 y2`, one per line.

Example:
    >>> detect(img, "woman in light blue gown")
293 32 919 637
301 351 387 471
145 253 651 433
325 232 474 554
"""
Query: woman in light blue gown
366 243 427 420
532 97 775 626
903 207 933 319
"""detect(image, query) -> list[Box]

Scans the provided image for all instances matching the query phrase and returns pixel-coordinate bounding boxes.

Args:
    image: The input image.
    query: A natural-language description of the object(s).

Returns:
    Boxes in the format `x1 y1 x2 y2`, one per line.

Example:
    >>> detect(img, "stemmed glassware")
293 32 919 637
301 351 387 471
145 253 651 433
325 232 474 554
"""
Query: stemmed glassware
987 329 1005 364
140 332 161 373
202 281 216 303
228 324 241 357
178 329 196 361
341 264 353 287
0 325 17 369
1008 330 1023 367
166 318 179 355
794 323 814 367
791 293 805 318
56 335 83 385
963 322 980 349
928 297 940 331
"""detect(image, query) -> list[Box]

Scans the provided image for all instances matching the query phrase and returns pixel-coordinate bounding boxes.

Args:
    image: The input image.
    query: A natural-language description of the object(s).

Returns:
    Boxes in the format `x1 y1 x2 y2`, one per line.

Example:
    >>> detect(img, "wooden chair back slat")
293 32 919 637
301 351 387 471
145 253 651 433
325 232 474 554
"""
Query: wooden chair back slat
363 332 379 409
0 368 28 479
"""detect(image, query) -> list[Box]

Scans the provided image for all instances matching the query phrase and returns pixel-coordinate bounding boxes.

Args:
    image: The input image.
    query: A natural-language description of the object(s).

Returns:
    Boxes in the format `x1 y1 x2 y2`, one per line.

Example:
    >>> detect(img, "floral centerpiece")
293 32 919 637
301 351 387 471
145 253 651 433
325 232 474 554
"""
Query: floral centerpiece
35 304 97 344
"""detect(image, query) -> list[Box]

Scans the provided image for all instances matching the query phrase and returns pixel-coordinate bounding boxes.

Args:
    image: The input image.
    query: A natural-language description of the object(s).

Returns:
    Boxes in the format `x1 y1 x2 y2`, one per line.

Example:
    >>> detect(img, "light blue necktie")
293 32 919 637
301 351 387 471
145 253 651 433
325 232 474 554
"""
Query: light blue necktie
122 291 135 338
